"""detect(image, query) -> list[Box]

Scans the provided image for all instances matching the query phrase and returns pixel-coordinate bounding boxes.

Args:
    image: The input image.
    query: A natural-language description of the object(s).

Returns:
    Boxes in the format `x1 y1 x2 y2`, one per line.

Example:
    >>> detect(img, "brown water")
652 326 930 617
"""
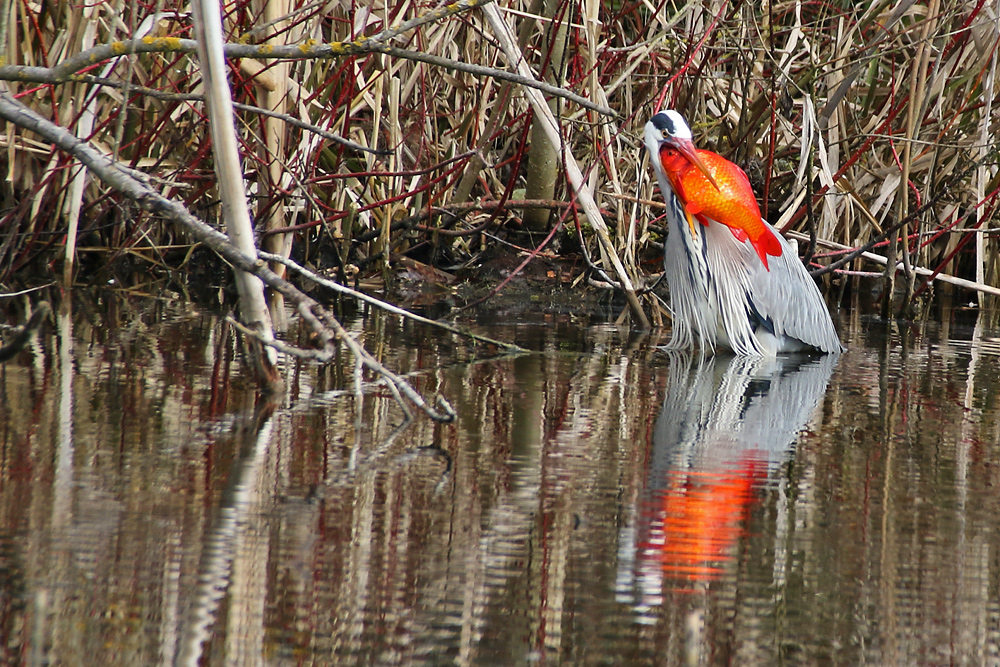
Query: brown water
1 293 999 666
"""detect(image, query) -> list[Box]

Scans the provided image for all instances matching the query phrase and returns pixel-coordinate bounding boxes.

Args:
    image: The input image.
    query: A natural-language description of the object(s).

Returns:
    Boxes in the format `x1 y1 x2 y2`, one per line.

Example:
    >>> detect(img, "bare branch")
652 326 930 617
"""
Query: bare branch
0 2 615 118
0 91 457 422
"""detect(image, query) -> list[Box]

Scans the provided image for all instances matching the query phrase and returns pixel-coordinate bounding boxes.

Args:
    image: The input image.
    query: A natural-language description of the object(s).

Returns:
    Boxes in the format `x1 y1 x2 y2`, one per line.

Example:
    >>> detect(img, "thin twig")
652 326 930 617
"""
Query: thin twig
0 283 57 298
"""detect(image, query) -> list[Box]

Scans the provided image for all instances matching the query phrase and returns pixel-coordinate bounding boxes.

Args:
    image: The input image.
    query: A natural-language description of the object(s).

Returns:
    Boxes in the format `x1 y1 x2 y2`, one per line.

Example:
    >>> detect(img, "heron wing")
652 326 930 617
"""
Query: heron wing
744 222 844 354
701 218 843 354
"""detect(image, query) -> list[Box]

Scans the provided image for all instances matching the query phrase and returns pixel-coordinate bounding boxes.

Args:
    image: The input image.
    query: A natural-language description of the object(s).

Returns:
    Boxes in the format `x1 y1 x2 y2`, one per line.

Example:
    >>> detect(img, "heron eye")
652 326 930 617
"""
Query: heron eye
661 129 670 139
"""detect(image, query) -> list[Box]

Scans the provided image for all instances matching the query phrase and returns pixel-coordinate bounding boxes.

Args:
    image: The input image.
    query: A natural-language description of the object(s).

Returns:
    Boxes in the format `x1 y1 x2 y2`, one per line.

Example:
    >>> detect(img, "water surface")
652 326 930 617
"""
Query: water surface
1 294 999 665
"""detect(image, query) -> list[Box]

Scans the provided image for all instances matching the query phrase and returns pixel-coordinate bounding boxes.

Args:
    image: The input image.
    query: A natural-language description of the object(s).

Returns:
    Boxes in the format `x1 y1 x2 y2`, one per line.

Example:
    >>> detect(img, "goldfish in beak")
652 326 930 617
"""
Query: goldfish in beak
644 110 782 270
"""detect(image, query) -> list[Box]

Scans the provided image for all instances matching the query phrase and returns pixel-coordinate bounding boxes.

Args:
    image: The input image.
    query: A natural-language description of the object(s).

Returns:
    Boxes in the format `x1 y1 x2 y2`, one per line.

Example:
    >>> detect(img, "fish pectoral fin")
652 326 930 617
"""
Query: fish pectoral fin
760 227 783 258
753 228 786 271
685 211 698 239
684 200 704 215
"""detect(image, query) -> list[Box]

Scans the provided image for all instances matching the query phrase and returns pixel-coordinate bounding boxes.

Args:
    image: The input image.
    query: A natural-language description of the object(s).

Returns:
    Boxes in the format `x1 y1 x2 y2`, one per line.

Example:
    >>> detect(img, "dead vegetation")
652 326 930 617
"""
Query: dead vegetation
2 0 999 323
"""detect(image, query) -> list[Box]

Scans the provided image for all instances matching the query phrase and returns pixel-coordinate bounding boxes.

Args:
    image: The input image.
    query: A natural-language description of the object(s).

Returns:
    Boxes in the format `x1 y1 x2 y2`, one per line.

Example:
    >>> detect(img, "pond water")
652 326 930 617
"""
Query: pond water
2 292 1000 665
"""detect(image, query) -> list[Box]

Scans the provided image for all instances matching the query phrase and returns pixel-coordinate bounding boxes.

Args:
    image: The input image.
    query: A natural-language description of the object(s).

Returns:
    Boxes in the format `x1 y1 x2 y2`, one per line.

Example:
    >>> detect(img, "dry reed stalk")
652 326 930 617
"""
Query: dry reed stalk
522 0 567 232
191 0 280 388
255 0 293 330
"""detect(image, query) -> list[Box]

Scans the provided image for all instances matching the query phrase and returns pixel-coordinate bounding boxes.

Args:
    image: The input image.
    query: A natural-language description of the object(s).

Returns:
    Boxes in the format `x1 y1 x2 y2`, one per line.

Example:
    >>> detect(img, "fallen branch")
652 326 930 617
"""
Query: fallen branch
227 316 456 423
0 91 456 422
789 231 1000 298
19 74 386 155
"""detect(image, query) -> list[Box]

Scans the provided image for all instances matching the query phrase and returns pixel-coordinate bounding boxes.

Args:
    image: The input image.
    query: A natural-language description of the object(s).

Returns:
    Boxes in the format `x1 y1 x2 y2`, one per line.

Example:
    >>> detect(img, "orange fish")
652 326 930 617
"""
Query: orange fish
659 145 782 270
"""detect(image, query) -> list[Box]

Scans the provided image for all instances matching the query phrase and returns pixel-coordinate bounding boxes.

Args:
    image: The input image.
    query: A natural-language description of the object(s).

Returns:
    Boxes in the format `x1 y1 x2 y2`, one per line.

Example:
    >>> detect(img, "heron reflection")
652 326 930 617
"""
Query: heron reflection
618 351 839 609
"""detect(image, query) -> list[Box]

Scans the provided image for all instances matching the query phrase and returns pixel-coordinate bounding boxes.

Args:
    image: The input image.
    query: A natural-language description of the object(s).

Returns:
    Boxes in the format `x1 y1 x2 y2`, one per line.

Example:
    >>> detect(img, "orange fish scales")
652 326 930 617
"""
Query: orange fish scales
659 147 783 268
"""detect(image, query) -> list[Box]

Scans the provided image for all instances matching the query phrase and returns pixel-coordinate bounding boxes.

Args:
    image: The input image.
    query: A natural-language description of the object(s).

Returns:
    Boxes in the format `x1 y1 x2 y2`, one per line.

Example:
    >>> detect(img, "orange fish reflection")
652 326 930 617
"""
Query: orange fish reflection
643 457 766 583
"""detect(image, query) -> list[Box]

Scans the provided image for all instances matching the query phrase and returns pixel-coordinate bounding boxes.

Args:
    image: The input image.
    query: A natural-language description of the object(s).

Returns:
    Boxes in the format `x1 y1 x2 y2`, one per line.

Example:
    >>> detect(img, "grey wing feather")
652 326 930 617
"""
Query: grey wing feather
746 222 844 354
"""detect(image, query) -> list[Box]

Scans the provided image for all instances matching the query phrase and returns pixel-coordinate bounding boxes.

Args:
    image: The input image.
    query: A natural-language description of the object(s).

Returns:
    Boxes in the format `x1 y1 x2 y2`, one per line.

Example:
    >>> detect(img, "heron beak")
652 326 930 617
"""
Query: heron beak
667 137 721 192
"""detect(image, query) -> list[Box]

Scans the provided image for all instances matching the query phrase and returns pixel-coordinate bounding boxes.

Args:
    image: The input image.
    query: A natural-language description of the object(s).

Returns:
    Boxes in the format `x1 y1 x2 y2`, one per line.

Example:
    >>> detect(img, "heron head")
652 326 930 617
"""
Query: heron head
644 111 720 191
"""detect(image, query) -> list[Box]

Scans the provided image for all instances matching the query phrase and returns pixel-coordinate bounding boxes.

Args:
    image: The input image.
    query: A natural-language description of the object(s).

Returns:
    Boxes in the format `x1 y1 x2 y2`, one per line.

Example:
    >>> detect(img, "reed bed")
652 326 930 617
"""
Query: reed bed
1 0 998 319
